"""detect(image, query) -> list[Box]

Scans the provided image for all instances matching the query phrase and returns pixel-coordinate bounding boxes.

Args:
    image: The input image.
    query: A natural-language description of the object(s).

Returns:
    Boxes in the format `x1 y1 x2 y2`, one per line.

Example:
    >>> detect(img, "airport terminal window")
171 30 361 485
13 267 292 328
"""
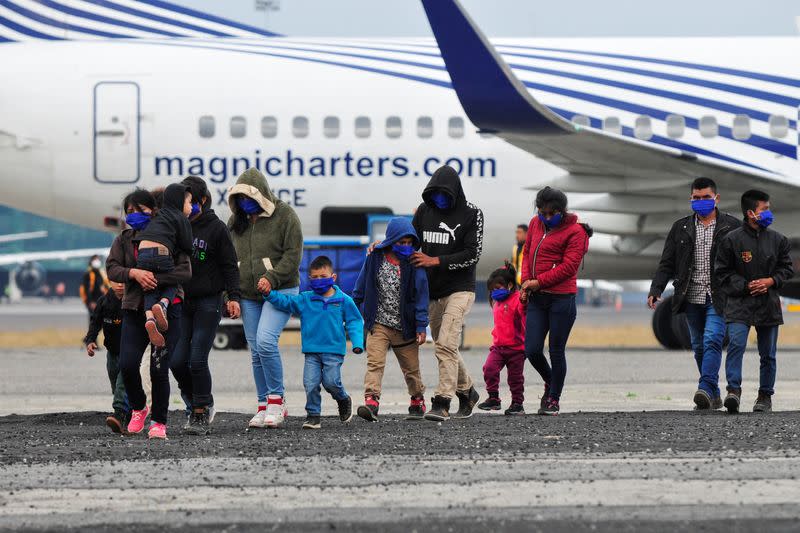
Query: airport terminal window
732 114 751 140
769 114 788 138
355 116 371 138
448 117 464 138
571 115 590 128
293 116 309 138
666 114 685 138
417 116 433 138
386 116 402 138
634 115 652 140
602 116 621 135
323 116 340 138
261 116 277 138
699 115 718 138
230 116 246 138
198 116 215 138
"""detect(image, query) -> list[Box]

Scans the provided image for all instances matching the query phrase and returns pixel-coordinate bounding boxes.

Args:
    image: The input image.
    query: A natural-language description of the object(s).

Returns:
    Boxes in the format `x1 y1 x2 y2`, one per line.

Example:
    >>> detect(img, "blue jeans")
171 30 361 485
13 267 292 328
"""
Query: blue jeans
136 247 177 311
524 293 577 401
170 294 222 409
725 322 778 396
303 352 348 416
683 295 726 397
240 287 299 402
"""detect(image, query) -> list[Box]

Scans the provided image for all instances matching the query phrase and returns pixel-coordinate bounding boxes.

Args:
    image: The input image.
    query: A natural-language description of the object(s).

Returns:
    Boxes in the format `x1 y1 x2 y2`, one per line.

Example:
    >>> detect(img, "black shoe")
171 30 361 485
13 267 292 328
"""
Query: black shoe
184 408 210 435
712 395 723 410
337 396 353 423
693 389 712 410
478 397 501 411
753 392 772 413
105 411 125 434
453 386 480 419
541 384 550 411
724 388 741 414
504 403 525 416
538 397 560 416
303 415 321 429
357 396 379 422
406 396 426 420
424 395 451 421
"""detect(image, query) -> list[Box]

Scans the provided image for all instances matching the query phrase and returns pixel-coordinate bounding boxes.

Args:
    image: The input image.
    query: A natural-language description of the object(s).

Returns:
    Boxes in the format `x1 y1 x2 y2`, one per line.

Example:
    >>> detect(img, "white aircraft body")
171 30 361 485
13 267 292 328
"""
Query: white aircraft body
1 0 799 346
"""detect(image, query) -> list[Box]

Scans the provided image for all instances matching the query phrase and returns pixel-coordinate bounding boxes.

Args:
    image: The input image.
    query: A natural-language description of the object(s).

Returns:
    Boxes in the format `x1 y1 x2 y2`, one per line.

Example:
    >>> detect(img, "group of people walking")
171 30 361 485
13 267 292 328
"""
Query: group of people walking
83 166 788 439
648 178 793 413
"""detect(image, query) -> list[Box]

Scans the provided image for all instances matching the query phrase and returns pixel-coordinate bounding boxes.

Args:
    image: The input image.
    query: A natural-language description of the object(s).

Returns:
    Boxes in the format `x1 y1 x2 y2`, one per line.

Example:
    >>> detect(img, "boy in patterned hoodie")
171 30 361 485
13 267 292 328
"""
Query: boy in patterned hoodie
353 217 430 421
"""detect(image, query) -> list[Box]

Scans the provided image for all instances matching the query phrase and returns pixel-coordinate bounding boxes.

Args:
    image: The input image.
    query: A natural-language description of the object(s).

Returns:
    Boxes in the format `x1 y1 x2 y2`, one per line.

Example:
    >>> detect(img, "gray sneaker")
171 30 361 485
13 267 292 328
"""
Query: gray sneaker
753 392 772 413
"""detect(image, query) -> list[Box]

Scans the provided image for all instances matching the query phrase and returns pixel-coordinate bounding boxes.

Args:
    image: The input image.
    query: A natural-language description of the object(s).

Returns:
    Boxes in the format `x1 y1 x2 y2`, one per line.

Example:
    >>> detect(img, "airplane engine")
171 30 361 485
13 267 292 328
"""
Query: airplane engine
14 261 46 294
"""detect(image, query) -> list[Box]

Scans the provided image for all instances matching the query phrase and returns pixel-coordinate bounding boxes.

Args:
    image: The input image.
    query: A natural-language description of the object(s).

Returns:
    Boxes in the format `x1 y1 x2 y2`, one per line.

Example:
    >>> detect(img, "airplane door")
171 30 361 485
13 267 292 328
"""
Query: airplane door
93 82 140 183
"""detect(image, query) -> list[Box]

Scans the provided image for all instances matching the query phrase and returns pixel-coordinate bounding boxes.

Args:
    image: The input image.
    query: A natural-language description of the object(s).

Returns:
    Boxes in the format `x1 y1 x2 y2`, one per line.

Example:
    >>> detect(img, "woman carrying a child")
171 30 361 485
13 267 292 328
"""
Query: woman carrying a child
227 168 303 430
106 186 192 440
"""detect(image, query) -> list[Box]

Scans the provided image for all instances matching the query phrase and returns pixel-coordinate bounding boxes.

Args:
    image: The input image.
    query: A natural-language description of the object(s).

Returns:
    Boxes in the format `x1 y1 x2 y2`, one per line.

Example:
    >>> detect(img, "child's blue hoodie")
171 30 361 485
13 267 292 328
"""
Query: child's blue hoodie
353 217 429 340
266 286 365 356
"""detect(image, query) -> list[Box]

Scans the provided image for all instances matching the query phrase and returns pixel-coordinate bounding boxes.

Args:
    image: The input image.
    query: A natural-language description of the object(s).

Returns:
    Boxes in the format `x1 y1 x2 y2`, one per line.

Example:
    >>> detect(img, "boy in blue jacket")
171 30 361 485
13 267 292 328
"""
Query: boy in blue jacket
352 217 430 422
265 255 364 429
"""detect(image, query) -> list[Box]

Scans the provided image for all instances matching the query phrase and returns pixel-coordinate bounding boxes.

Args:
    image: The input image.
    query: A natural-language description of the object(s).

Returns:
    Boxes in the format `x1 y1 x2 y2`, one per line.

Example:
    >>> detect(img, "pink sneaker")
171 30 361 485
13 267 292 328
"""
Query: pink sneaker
148 422 167 440
127 406 149 434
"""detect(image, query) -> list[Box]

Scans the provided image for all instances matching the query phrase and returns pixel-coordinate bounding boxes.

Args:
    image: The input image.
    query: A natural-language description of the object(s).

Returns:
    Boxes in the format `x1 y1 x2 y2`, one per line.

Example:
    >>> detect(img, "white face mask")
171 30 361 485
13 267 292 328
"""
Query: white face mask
91 259 102 270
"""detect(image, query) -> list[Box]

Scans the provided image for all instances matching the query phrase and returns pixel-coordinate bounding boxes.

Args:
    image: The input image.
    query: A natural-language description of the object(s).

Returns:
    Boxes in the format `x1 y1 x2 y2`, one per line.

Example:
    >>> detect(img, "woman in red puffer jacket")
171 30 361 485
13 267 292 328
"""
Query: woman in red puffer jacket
520 186 592 416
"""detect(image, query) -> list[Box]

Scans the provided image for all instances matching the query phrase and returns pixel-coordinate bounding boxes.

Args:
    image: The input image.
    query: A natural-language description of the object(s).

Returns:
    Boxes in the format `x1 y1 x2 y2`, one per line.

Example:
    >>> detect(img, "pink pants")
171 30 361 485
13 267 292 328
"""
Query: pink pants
482 345 525 405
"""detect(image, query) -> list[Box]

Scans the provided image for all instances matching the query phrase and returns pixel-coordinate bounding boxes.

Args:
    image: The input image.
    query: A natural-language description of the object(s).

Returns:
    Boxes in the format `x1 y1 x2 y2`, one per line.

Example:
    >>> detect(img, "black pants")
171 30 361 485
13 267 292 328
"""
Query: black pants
119 304 182 424
170 294 222 409
524 293 577 401
137 248 177 311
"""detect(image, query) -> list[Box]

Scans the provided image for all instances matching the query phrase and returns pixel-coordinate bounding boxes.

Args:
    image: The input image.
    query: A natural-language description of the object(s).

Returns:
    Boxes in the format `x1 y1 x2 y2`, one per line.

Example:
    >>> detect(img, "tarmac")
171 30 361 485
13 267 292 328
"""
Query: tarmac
2 300 800 531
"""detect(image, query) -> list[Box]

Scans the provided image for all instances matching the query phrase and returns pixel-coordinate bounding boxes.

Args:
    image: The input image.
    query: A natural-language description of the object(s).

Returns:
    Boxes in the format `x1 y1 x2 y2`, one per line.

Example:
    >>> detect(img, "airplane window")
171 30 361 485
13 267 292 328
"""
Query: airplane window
417 116 433 138
386 116 402 138
323 116 340 138
769 115 788 138
732 114 751 140
198 116 215 138
666 114 685 138
571 115 590 128
355 116 371 138
699 115 718 138
230 116 246 138
634 115 652 140
261 116 277 138
293 116 309 138
602 116 621 134
448 117 464 138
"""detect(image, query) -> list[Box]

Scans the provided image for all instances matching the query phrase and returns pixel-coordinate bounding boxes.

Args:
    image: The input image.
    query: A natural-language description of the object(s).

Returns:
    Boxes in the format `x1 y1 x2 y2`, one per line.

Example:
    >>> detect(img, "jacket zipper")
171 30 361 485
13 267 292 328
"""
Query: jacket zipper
531 228 548 278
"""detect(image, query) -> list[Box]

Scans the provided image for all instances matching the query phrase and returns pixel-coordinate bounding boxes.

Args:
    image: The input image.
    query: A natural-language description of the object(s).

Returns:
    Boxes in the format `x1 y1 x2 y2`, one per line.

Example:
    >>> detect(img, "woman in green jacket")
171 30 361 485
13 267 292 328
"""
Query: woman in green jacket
228 168 303 429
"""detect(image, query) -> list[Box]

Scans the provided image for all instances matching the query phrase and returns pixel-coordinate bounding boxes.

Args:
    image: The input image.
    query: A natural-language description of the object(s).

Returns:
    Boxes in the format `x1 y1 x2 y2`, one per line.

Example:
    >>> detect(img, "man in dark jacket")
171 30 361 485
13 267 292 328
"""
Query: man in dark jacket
80 254 107 315
648 177 740 410
715 189 793 414
411 165 483 421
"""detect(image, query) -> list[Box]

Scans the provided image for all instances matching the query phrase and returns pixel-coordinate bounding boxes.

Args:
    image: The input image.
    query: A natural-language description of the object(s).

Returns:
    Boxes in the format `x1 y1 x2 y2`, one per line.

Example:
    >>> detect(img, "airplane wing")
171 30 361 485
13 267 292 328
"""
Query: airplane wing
420 0 800 212
0 248 109 267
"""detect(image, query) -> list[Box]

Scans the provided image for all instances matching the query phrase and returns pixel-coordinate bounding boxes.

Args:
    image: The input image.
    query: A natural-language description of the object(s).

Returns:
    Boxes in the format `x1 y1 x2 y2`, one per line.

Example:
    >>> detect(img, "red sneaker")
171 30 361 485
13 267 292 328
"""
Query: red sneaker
406 395 426 420
148 422 167 440
127 406 149 434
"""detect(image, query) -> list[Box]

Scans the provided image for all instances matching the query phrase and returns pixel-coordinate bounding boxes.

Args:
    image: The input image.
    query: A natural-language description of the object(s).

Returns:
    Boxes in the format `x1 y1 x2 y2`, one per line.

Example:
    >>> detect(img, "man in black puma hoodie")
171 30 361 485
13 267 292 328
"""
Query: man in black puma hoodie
411 165 483 421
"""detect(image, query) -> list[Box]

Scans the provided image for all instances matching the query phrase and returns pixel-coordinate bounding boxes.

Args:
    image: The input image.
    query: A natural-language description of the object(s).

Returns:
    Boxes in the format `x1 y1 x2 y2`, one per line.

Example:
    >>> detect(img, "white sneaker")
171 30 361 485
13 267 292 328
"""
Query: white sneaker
264 395 287 428
248 409 267 428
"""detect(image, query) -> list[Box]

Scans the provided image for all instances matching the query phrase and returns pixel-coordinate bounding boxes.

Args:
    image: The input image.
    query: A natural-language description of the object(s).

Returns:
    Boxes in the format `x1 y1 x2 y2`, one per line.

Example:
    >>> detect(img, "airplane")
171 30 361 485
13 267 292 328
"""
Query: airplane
1 0 798 348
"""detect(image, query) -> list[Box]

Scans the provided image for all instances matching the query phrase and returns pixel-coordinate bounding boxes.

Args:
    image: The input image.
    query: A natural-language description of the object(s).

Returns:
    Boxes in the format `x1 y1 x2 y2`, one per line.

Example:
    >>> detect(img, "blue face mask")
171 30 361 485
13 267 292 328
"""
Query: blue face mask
190 202 201 218
237 196 263 215
430 191 451 210
309 277 335 295
391 243 415 259
491 288 511 301
756 210 774 228
538 212 562 229
691 198 716 217
125 212 151 231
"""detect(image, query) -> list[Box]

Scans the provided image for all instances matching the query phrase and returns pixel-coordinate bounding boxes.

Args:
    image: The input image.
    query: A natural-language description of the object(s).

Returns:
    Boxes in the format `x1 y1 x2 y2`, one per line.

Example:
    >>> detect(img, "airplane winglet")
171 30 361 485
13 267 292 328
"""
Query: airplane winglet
420 0 572 134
